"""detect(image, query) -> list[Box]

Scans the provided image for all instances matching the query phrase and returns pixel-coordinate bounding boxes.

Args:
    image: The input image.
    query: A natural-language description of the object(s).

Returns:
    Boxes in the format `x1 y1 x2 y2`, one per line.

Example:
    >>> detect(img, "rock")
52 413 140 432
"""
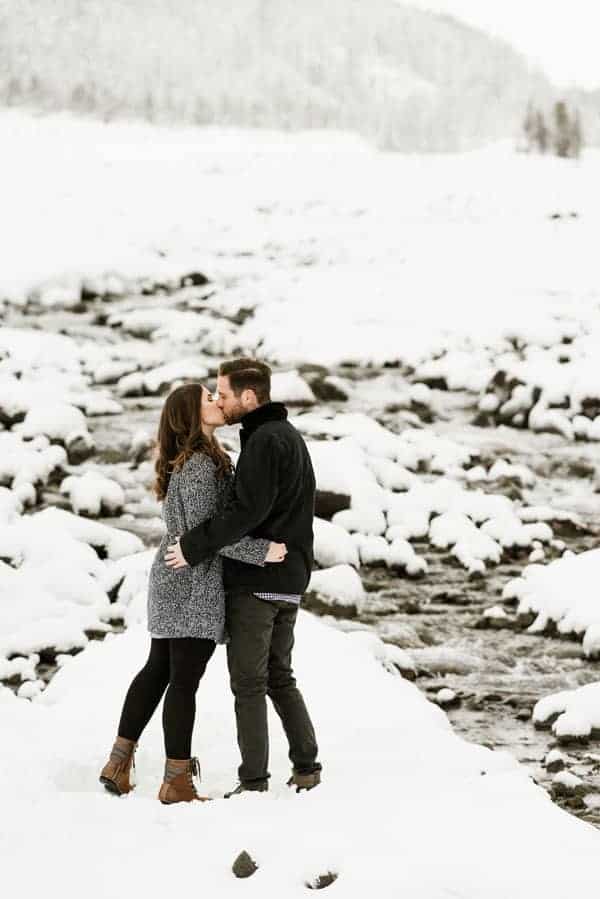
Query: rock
516 708 531 722
306 872 338 890
271 371 316 406
315 490 351 520
545 750 566 774
476 605 515 630
305 565 366 619
180 271 210 287
310 376 349 402
551 771 588 799
65 432 95 464
434 688 460 708
232 850 258 879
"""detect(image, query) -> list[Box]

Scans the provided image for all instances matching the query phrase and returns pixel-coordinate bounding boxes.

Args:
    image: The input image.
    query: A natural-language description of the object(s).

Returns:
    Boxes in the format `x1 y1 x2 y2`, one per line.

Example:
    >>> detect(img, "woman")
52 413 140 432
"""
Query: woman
99 383 286 804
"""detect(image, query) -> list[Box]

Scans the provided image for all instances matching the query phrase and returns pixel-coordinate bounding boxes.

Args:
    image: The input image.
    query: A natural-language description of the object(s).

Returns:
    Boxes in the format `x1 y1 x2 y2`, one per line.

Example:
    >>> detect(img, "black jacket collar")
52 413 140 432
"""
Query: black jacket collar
240 402 288 437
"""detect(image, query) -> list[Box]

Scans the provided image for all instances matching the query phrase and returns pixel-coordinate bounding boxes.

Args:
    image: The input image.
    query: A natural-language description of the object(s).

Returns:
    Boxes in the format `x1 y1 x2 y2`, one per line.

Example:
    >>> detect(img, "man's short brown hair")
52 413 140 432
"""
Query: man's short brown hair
219 358 272 404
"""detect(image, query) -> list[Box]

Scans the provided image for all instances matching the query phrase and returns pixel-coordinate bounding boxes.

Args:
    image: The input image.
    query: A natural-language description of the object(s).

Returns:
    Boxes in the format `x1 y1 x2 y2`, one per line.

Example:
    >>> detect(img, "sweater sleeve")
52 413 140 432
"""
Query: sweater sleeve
218 536 269 566
179 430 279 567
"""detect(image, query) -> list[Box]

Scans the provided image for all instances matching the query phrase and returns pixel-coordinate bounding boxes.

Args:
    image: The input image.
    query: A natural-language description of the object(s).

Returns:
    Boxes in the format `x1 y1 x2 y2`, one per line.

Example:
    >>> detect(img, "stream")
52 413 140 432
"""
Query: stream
5 282 600 828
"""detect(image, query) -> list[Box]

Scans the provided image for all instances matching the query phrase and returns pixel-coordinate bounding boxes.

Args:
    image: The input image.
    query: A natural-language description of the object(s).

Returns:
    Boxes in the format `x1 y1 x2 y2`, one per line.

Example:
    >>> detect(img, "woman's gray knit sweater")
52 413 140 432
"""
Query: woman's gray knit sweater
147 452 270 642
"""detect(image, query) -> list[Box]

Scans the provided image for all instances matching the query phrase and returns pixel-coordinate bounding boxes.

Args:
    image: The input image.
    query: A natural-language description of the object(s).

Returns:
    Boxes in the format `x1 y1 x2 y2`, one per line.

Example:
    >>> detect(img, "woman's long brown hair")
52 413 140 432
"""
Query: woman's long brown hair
153 383 233 501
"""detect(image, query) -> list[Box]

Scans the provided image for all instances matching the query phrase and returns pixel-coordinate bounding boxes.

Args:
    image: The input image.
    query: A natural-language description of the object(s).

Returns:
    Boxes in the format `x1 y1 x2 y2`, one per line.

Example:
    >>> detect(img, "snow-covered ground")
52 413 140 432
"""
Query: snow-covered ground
3 108 600 893
2 610 600 898
3 109 600 441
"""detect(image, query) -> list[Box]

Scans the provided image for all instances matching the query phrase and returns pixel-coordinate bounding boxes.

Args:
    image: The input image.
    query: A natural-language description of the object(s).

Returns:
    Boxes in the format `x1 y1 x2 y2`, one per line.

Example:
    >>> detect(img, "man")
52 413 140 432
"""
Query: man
164 358 322 796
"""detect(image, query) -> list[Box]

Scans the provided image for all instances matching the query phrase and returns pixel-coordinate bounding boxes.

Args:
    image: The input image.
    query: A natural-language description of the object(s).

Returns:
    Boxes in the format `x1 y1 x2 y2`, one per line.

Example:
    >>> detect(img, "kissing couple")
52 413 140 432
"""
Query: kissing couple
99 357 322 802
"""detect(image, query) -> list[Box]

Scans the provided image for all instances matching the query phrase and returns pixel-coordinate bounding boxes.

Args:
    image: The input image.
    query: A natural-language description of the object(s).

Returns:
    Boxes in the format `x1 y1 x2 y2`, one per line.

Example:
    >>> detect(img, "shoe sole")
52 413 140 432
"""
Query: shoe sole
99 776 128 796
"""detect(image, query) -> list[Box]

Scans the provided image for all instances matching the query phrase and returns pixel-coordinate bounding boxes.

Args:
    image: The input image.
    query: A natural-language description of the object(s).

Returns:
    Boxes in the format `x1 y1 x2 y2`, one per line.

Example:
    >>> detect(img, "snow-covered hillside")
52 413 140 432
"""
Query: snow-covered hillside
0 0 554 150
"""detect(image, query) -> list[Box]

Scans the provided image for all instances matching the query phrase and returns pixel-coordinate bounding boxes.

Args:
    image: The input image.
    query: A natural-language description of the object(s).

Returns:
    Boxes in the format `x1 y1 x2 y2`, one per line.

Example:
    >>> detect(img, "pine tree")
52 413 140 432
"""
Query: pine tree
535 110 549 153
522 101 537 152
553 101 571 158
569 108 583 159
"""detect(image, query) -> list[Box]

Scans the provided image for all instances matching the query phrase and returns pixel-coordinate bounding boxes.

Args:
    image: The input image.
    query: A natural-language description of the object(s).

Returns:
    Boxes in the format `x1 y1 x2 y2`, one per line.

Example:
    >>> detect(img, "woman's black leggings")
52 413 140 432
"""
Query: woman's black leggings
118 638 216 759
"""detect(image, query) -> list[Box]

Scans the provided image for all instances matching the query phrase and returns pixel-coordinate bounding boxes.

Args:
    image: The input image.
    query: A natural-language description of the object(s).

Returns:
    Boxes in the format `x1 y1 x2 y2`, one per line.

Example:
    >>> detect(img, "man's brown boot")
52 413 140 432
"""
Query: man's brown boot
287 769 321 793
158 757 210 804
99 736 137 796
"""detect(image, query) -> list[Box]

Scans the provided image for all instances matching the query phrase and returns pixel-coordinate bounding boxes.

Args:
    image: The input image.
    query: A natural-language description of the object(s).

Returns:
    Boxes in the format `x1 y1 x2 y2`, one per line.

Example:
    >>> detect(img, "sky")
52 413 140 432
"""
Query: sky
407 0 600 90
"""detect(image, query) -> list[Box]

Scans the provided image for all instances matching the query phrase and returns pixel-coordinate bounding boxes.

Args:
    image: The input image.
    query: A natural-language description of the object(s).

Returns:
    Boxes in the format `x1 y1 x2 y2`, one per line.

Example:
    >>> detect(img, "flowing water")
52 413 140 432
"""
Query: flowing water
5 284 600 826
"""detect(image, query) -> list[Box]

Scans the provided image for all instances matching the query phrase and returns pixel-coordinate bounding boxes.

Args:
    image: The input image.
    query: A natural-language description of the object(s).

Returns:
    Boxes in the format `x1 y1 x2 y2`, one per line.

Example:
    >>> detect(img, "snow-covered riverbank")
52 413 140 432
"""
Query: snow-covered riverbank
3 610 600 898
3 108 600 894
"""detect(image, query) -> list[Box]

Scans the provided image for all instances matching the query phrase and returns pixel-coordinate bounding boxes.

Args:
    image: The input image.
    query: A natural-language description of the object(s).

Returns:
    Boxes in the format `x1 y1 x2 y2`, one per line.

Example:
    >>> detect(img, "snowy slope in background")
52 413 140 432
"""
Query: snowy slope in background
0 0 556 151
2 611 599 897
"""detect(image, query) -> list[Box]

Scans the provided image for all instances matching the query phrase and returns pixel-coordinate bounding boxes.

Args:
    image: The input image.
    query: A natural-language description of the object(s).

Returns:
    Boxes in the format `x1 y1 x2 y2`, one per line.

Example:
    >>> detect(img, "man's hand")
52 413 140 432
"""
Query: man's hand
164 539 189 570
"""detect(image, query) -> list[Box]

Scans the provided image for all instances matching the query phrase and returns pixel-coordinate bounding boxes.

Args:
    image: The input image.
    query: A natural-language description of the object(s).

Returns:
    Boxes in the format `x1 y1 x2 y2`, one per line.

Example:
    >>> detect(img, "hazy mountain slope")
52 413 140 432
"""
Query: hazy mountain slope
0 0 561 150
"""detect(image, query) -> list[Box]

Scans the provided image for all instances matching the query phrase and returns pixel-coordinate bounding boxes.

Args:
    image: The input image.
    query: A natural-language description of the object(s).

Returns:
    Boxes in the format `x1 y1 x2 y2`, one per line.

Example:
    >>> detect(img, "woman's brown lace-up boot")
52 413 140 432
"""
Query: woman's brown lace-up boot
158 757 210 804
99 736 137 796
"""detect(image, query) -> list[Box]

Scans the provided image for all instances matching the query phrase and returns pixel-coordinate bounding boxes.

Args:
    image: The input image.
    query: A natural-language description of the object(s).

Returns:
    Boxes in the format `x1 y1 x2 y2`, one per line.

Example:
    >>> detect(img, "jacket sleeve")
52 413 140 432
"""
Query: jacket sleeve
179 431 280 566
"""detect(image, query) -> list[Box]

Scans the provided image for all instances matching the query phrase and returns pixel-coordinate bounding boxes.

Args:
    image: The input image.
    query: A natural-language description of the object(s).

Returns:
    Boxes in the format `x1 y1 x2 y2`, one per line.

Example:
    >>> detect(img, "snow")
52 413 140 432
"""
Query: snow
60 471 126 516
17 401 92 446
271 371 316 405
2 109 600 893
313 518 360 569
2 610 600 897
307 565 366 611
504 549 600 654
534 683 600 742
116 359 209 397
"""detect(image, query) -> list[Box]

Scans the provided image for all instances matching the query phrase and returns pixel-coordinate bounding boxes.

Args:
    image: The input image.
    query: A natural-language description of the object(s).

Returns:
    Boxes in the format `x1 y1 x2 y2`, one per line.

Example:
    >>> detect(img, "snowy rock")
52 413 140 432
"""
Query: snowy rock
353 534 390 567
306 565 366 618
504 549 600 652
27 278 82 310
333 506 387 537
544 750 567 774
477 605 513 629
60 472 126 517
271 371 316 405
309 376 348 402
92 360 139 385
306 871 338 890
17 679 45 700
116 359 209 397
387 538 428 577
0 486 23 525
534 683 600 744
434 688 460 708
31 508 144 559
314 518 360 569
18 402 89 444
551 770 587 799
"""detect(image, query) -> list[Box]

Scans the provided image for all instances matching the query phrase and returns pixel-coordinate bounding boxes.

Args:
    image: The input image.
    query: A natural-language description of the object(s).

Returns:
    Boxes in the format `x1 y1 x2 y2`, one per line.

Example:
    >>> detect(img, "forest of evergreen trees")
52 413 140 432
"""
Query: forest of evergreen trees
1 1 597 153
521 100 583 158
0 0 557 152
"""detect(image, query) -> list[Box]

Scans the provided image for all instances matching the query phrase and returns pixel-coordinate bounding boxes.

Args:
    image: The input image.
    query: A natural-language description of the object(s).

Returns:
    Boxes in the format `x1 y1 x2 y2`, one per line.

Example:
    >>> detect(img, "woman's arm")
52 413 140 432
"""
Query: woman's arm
218 536 270 567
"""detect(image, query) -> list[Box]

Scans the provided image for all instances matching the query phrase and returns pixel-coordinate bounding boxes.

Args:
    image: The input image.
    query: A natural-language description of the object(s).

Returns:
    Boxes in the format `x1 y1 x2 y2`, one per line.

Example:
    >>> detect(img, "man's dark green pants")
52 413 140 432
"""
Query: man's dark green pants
225 590 321 785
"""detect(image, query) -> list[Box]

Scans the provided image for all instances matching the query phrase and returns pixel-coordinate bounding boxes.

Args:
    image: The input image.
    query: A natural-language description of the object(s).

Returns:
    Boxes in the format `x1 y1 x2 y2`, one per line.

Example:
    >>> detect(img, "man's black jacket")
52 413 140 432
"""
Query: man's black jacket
179 401 316 595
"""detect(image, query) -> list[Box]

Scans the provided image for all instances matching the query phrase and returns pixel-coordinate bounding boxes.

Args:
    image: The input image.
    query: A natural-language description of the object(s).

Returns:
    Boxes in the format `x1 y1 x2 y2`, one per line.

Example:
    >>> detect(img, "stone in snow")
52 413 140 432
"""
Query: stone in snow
313 517 360 569
271 370 316 405
306 565 366 617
